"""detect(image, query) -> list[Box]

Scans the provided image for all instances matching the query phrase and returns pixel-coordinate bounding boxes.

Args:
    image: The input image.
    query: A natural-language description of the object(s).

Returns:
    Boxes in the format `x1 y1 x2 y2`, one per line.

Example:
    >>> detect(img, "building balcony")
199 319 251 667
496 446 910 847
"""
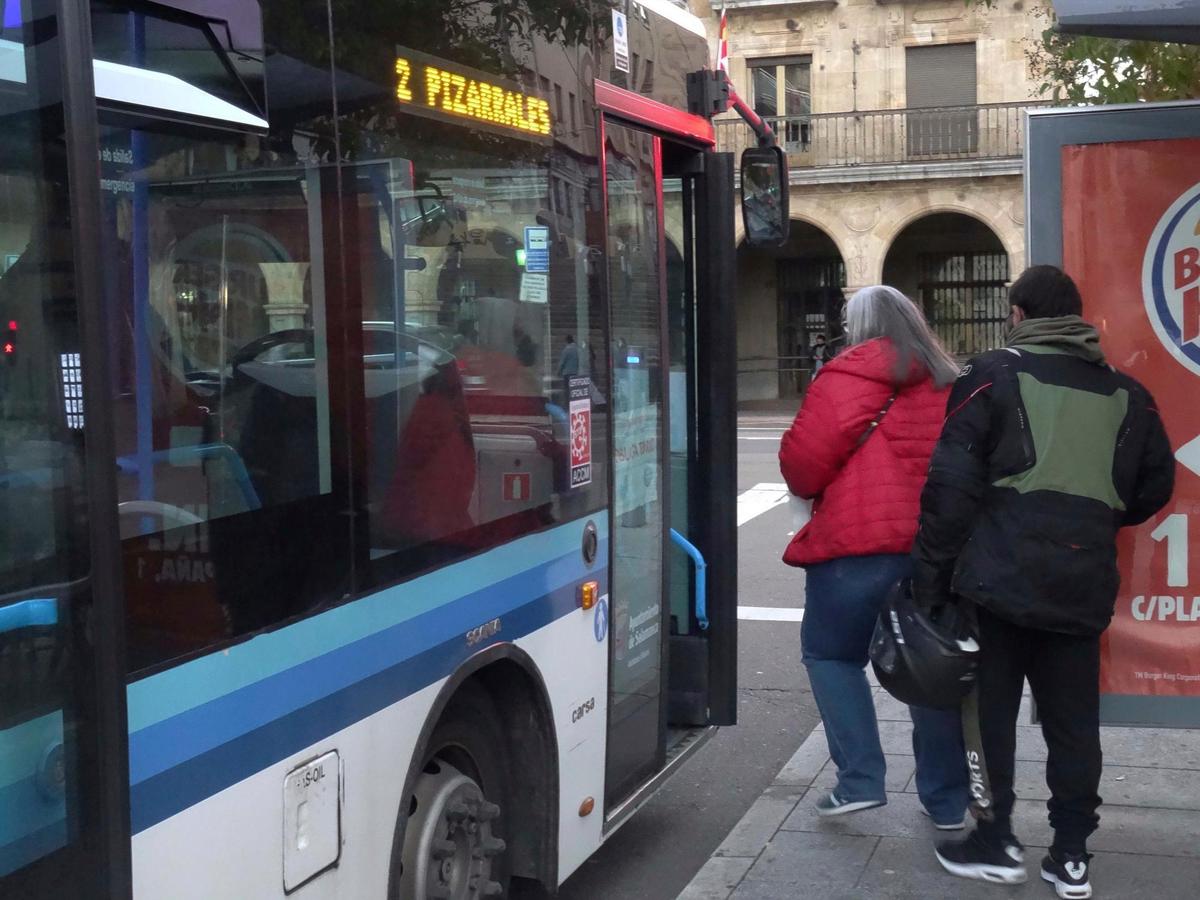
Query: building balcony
708 0 836 9
716 102 1050 184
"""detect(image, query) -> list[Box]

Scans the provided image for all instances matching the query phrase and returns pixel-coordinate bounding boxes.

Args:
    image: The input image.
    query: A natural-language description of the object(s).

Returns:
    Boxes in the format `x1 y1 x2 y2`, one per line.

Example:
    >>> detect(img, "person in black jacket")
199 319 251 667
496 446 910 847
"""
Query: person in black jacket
913 266 1175 898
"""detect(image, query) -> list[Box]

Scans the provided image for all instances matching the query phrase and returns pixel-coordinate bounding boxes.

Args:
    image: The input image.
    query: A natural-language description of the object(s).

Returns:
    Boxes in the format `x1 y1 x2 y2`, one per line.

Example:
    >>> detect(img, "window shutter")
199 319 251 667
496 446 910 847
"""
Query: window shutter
905 43 977 109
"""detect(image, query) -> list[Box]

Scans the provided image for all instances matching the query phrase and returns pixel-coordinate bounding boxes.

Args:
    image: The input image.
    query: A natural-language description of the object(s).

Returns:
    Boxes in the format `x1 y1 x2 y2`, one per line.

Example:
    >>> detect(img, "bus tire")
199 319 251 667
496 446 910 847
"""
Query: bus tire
400 683 513 899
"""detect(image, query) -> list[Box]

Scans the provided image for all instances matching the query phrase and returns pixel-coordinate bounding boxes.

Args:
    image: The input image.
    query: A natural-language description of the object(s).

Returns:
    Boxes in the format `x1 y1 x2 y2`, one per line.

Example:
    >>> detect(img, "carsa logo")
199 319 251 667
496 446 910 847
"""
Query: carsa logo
1144 180 1200 375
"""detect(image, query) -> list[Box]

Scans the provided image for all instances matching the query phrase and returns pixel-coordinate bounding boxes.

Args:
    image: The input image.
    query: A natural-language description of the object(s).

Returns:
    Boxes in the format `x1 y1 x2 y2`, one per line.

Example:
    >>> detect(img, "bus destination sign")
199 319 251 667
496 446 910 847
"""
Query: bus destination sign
395 46 552 139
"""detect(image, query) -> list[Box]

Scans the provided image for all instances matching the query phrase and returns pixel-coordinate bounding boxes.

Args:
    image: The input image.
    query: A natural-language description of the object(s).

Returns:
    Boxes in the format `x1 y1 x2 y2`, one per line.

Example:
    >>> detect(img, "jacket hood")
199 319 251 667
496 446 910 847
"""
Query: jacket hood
1007 315 1106 365
822 337 928 387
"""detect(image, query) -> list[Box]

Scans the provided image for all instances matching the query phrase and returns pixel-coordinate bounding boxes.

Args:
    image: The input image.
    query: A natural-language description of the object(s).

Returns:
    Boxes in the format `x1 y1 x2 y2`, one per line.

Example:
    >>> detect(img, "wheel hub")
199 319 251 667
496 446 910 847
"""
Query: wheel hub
401 760 506 900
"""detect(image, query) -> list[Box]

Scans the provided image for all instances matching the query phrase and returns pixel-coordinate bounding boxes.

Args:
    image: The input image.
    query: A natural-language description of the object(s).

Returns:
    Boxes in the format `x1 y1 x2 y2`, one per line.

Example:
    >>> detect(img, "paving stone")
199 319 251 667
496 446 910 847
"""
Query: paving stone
1009 797 1200 858
872 691 912 723
877 719 1028 760
773 726 830 787
847 835 1200 900
1013 759 1200 811
852 836 1048 900
714 787 804 858
729 831 879 897
780 787 957 840
676 856 755 900
703 700 1200 900
1095 724 1200 770
812 754 915 796
877 718 1200 769
1073 847 1200 897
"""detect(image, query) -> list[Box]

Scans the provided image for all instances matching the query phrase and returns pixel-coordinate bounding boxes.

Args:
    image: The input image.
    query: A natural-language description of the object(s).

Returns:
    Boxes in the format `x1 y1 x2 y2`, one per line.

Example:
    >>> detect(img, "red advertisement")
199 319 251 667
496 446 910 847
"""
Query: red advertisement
1062 138 1200 696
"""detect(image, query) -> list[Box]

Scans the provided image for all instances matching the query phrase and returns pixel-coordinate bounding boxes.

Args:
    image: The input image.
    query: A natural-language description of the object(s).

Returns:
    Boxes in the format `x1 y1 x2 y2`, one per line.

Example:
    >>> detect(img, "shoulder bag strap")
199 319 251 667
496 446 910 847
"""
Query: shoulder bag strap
854 389 899 449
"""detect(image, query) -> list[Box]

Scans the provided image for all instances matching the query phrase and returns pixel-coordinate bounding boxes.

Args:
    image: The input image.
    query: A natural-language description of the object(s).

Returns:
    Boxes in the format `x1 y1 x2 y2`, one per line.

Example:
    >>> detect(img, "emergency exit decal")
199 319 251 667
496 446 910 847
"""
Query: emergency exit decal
1062 138 1200 696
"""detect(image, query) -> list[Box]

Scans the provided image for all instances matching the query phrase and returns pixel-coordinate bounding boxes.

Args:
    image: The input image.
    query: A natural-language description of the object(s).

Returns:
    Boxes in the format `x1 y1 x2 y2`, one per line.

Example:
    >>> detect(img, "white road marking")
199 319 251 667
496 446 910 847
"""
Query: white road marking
736 482 790 526
736 483 804 621
738 606 804 622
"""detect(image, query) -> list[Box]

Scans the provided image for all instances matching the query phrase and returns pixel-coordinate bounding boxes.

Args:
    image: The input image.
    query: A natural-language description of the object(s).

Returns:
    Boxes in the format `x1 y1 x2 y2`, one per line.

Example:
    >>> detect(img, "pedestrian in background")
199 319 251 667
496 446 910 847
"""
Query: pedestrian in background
914 266 1174 898
558 333 580 378
779 285 969 827
811 333 829 373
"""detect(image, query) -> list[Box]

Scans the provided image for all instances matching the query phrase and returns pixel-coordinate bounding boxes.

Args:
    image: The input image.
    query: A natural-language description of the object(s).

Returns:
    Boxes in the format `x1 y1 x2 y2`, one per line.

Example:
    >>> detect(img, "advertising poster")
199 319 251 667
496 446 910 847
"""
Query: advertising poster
1061 138 1200 697
614 404 659 514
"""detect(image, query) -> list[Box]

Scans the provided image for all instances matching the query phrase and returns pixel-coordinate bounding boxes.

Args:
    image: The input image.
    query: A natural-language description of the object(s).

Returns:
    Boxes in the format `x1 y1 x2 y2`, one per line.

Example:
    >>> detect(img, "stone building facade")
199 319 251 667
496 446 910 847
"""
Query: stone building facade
688 0 1048 400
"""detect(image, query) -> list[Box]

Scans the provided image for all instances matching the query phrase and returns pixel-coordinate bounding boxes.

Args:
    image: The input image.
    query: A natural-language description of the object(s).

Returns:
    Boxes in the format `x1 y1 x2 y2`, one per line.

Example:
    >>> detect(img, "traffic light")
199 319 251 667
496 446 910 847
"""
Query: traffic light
3 319 15 361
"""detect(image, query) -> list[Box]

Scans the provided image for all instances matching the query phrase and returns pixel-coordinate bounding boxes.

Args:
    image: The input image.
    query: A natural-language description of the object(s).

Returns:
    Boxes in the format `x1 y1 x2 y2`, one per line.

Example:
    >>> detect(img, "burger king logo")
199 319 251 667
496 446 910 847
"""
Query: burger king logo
1144 180 1200 375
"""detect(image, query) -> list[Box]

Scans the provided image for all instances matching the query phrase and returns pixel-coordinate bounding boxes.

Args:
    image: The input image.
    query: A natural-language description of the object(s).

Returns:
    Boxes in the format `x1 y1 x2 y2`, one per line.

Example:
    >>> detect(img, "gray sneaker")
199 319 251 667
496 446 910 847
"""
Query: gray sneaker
814 792 885 817
920 807 968 831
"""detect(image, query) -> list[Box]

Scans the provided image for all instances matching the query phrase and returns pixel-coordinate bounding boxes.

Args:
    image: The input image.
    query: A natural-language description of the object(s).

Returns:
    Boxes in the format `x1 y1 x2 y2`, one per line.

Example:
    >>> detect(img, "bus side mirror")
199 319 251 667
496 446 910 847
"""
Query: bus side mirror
740 146 789 247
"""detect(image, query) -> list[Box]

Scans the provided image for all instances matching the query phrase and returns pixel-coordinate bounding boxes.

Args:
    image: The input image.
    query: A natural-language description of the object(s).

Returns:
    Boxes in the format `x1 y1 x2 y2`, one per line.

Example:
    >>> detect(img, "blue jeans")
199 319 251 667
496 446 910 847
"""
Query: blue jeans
801 554 968 823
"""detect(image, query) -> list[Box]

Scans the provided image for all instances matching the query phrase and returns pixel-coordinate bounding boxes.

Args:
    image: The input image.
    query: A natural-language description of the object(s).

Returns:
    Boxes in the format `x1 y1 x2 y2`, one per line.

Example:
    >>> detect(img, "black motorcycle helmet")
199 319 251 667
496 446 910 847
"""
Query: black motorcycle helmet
869 578 979 710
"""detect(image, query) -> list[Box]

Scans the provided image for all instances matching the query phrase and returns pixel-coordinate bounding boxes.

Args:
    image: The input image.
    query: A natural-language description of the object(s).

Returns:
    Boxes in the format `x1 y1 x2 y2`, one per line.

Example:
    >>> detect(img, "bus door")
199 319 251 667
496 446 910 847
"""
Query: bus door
601 113 736 816
0 3 130 897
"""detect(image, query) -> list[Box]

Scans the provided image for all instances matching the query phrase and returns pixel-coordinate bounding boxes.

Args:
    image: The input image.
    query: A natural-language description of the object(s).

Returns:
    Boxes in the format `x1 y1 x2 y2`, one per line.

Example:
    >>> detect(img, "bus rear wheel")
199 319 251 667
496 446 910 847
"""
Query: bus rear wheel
401 687 512 899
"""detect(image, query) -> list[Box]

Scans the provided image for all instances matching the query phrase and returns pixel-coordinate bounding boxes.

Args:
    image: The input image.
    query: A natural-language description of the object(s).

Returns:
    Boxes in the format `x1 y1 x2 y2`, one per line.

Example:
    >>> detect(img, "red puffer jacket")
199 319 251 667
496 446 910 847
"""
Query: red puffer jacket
780 337 950 567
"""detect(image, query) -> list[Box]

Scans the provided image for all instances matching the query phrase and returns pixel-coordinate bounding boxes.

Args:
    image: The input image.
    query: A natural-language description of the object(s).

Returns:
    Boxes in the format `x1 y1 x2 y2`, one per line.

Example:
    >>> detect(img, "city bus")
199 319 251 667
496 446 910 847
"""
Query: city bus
0 1 778 897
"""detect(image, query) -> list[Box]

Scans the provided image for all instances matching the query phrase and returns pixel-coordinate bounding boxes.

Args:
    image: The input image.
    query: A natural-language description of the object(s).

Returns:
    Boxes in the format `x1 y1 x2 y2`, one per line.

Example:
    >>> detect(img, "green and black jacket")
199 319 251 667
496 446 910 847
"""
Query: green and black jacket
913 316 1175 636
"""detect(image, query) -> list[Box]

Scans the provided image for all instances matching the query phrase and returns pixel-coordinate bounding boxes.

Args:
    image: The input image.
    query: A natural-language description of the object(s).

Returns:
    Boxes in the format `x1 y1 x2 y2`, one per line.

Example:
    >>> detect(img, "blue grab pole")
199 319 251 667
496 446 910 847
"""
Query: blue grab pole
130 12 153 504
116 443 261 511
669 528 708 631
0 599 58 633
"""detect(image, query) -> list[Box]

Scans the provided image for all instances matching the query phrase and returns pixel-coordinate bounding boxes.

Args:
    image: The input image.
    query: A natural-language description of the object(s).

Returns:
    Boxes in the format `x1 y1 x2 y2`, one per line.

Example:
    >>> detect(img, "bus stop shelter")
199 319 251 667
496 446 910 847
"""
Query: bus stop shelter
1052 0 1200 43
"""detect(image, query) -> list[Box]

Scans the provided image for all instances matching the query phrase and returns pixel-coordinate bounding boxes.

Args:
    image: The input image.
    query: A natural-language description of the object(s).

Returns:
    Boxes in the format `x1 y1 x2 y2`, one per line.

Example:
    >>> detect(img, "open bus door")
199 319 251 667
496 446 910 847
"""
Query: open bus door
0 2 131 897
596 87 739 823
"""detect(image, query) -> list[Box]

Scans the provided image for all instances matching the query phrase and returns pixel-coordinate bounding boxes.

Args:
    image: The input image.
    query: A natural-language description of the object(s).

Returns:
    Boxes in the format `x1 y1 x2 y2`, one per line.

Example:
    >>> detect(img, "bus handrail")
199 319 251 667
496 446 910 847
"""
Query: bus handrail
669 528 708 631
116 443 261 510
0 598 58 633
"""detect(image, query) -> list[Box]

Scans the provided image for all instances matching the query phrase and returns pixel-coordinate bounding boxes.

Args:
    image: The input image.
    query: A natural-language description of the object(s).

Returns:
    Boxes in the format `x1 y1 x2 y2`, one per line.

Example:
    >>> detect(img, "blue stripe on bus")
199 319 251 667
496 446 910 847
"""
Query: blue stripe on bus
0 821 67 879
127 517 606 733
129 577 587 833
128 544 603 785
0 711 62 793
0 776 66 877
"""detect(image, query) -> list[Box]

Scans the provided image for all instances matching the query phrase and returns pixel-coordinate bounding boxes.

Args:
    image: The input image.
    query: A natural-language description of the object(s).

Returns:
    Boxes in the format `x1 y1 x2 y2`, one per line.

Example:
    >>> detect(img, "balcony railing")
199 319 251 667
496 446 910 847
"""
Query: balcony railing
716 102 1049 170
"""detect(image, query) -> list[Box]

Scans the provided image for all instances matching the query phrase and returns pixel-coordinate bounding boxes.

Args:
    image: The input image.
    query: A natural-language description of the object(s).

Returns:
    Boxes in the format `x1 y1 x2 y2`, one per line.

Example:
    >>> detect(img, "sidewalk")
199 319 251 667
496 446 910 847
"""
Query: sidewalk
678 684 1200 899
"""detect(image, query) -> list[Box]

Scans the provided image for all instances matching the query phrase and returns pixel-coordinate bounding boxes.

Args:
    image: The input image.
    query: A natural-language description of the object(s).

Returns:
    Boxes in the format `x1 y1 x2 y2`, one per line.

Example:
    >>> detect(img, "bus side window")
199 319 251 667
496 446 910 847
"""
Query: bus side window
340 133 609 589
99 126 349 671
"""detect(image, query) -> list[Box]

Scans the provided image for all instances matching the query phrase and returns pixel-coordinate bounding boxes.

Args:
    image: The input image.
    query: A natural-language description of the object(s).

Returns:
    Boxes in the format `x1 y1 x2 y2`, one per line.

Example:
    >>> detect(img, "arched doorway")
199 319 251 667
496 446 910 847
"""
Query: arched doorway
882 212 1009 356
736 220 845 401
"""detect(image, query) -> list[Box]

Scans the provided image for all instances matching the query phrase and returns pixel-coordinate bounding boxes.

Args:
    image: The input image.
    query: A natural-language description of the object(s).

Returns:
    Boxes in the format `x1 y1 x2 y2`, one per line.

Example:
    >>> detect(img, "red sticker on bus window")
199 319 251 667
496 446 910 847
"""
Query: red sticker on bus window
568 376 592 488
502 472 531 502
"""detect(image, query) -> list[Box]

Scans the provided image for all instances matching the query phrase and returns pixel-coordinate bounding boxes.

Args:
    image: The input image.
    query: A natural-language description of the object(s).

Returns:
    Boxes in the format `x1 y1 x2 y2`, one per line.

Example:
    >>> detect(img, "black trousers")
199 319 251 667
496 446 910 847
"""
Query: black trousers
973 606 1102 854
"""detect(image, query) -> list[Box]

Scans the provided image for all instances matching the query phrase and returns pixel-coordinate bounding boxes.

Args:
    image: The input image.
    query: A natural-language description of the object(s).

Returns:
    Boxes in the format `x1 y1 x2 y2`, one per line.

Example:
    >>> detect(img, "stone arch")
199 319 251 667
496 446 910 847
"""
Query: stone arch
734 211 853 268
871 197 1023 285
736 216 847 401
882 211 1014 357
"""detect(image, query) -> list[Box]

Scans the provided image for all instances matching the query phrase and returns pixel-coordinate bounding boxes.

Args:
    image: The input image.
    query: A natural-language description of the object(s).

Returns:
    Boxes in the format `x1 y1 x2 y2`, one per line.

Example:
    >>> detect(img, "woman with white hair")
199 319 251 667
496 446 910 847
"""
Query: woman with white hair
779 285 969 826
